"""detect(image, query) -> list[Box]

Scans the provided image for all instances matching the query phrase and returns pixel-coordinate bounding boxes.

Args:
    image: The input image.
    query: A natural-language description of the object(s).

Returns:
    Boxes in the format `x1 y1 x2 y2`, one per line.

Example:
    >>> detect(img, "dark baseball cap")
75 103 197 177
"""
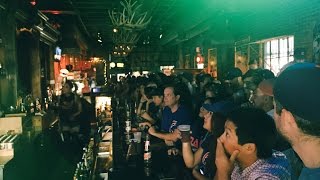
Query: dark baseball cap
202 101 237 116
273 63 320 122
225 68 242 81
149 87 163 96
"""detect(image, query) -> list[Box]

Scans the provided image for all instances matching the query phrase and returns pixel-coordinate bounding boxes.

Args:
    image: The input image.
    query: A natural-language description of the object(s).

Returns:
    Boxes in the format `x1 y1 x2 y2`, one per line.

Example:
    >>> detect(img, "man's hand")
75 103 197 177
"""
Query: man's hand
139 122 152 128
215 139 239 179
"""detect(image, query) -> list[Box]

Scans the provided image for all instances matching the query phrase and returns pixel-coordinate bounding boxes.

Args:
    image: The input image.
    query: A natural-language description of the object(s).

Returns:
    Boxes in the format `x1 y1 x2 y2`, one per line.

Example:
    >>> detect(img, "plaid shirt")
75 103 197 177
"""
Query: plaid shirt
231 151 291 180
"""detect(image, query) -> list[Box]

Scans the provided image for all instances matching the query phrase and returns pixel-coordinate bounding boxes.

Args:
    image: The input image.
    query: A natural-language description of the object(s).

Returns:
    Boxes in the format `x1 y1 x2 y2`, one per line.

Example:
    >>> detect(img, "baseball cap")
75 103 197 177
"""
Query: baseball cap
149 87 163 96
225 68 242 81
273 63 320 122
202 101 237 116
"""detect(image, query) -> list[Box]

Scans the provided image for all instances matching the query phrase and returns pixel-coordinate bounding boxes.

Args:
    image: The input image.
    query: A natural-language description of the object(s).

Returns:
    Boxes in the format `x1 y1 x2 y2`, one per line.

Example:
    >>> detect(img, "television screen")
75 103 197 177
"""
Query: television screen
54 46 62 61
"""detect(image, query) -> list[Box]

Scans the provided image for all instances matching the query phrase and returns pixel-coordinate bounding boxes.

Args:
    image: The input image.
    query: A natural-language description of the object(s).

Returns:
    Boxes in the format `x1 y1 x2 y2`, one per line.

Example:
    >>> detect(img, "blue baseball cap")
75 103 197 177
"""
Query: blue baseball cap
202 101 237 116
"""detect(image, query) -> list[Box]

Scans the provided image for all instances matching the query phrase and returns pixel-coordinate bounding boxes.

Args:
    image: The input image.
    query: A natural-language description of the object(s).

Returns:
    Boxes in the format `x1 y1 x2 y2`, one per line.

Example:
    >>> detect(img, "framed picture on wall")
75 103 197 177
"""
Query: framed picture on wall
208 48 217 78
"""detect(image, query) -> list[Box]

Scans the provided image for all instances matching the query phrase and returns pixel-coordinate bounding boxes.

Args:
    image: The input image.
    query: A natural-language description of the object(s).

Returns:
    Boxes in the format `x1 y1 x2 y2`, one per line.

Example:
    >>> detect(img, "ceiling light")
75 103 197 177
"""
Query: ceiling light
110 62 116 68
117 63 124 68
159 34 163 39
113 28 118 33
98 39 102 43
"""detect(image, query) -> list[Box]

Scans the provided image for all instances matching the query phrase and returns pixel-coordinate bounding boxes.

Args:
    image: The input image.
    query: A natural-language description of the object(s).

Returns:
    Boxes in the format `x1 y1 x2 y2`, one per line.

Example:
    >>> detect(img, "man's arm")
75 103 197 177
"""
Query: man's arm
140 112 156 124
148 126 180 141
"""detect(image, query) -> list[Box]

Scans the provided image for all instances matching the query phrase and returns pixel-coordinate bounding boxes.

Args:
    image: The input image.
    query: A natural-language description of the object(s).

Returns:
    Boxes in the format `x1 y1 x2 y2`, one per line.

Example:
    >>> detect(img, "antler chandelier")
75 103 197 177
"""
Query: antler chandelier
108 0 152 57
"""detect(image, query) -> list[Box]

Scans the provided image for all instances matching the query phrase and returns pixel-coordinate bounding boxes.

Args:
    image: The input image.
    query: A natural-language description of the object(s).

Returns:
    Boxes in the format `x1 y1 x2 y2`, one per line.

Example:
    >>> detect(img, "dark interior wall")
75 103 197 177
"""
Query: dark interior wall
16 31 35 95
0 7 18 107
39 42 50 97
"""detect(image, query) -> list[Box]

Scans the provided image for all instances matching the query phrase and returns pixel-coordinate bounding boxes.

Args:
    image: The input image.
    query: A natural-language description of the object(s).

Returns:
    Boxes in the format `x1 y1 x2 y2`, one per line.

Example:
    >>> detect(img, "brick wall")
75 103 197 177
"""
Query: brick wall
235 0 320 60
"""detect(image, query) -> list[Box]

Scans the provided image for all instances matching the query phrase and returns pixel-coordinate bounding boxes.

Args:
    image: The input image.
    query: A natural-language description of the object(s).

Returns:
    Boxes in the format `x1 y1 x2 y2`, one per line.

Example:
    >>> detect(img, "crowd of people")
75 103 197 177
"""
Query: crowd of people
57 60 320 179
111 61 319 179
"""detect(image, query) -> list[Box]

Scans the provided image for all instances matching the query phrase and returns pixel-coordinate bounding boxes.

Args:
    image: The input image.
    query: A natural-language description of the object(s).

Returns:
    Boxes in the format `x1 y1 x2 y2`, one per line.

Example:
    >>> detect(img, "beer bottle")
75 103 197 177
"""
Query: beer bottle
143 129 151 163
143 129 152 176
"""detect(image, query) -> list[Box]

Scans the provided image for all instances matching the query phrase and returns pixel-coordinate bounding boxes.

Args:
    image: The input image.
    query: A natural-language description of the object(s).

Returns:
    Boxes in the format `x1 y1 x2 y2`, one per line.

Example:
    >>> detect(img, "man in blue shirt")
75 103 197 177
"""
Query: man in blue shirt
272 63 320 179
148 85 192 142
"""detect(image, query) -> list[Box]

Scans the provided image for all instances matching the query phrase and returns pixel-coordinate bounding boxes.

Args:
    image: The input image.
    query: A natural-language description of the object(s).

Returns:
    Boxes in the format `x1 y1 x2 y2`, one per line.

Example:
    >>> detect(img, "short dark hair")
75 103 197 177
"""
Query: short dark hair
274 99 320 137
164 84 180 96
228 107 277 159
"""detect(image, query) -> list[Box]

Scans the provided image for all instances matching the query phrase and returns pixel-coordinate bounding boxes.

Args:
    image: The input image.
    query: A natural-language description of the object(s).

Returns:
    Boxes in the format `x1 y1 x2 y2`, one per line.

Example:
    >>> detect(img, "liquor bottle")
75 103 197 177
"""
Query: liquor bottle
143 130 151 163
126 103 131 120
143 129 152 177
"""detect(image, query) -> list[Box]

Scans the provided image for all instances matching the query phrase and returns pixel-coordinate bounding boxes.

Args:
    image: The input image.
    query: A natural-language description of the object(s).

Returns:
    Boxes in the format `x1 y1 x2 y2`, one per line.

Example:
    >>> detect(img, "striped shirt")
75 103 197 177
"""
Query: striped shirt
231 151 291 180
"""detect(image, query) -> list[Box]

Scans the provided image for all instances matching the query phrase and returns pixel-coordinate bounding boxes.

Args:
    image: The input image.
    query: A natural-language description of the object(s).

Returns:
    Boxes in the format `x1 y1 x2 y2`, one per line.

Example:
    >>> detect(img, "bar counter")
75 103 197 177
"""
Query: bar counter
91 128 191 180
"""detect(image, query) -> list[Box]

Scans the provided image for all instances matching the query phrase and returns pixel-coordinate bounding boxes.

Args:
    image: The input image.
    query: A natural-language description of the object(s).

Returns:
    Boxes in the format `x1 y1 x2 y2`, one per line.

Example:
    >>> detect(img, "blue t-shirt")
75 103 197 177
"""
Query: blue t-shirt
299 167 320 180
161 105 192 133
198 133 214 178
190 118 206 152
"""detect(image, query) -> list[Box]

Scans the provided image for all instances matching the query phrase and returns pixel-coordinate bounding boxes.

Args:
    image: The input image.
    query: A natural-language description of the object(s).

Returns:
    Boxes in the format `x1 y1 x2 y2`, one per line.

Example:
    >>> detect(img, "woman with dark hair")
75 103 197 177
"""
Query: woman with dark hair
179 101 236 179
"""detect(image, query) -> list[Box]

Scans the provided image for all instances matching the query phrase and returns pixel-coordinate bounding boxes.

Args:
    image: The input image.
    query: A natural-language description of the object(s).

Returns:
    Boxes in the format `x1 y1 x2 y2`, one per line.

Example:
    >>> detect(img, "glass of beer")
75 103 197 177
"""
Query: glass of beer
178 125 191 143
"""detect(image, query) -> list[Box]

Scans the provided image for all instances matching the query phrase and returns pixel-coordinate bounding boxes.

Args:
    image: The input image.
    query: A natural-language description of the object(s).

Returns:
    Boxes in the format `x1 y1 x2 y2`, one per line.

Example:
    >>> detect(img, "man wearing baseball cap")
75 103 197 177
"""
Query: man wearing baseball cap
273 63 320 179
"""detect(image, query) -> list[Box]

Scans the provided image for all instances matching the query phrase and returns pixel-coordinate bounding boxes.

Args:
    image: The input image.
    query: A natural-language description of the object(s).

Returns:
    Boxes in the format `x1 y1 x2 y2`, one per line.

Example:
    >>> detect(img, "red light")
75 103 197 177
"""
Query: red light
51 11 61 15
30 0 36 6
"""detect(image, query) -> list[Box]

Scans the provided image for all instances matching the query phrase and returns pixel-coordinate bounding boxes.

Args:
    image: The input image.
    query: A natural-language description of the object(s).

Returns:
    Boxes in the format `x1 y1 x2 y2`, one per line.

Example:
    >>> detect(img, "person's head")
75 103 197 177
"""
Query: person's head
163 85 180 108
224 68 243 94
249 59 258 70
202 101 236 134
199 74 213 92
199 97 215 118
273 63 320 142
146 81 157 88
249 79 275 112
205 89 215 98
62 80 74 94
242 69 264 101
219 107 277 163
144 86 156 100
150 87 164 106
261 69 275 80
180 72 193 84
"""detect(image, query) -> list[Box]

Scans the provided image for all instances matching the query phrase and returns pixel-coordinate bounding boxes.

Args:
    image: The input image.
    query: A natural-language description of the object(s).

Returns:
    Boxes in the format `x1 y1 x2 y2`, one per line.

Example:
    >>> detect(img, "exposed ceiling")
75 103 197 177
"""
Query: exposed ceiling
35 0 313 55
36 0 189 51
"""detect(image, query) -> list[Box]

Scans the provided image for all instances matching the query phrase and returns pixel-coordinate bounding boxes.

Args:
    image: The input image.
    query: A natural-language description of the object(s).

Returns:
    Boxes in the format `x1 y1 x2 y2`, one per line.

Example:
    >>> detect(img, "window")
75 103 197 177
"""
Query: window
264 36 294 75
